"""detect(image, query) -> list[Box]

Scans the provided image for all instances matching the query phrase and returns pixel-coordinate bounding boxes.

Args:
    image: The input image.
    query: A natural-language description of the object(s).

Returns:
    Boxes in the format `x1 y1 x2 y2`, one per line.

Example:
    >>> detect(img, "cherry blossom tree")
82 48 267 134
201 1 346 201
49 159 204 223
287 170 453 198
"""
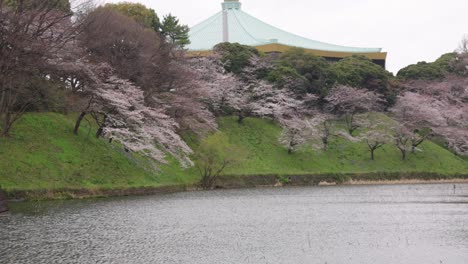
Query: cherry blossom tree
393 126 411 160
364 130 389 160
360 117 392 160
52 55 195 166
80 7 177 105
315 118 334 151
325 85 385 136
277 113 338 153
278 118 310 154
458 35 468 53
0 0 91 136
453 35 468 75
84 63 193 166
189 56 316 125
391 77 468 155
190 55 325 155
158 61 217 137
409 128 433 153
302 114 336 151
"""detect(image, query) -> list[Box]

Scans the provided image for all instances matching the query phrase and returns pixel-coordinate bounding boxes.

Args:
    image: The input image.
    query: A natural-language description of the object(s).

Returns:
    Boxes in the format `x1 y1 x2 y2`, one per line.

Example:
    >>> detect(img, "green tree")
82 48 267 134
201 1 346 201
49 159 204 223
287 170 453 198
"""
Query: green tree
214 42 259 74
331 55 396 105
331 55 391 92
195 133 246 189
160 14 190 48
275 48 336 96
397 53 456 80
105 2 161 32
266 65 308 93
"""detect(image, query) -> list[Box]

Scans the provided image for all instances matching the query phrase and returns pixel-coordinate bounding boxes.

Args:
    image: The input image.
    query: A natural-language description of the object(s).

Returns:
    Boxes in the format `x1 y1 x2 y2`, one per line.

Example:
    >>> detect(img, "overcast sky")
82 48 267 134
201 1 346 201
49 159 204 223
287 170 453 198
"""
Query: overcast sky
103 0 468 74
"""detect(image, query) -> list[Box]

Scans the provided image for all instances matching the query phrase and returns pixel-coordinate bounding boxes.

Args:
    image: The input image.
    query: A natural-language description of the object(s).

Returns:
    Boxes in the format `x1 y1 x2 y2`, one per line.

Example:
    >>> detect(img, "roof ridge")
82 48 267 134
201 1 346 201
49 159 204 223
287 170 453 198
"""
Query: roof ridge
188 0 383 54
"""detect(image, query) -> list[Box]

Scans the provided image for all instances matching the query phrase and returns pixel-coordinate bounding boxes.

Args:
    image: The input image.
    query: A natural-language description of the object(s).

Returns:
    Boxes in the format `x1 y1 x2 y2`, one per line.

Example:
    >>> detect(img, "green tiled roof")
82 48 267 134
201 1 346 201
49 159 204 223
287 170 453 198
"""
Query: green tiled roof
189 0 382 53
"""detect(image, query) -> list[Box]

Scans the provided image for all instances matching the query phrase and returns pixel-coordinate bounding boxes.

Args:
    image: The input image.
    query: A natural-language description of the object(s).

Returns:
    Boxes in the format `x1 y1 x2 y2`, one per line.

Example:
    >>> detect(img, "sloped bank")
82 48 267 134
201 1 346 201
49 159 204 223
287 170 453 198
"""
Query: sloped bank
2 114 468 202
215 173 468 189
4 184 192 201
0 190 8 213
3 173 468 201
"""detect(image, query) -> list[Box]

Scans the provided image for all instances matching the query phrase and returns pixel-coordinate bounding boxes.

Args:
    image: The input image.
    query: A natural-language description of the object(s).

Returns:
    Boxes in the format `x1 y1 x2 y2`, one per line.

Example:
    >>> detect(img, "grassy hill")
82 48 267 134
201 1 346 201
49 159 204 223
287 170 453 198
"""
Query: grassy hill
0 113 466 197
0 113 195 192
217 116 468 175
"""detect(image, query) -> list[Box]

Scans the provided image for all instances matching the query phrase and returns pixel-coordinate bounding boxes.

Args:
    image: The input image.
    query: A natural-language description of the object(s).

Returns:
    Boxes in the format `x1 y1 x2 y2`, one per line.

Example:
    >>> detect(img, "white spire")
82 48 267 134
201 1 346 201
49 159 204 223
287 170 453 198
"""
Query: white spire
222 0 241 10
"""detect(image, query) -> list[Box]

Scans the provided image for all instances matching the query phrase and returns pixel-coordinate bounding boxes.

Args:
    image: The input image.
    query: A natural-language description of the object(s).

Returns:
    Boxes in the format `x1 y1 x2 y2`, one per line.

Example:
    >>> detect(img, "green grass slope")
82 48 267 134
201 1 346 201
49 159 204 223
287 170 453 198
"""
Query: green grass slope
0 113 466 194
0 113 194 191
217 116 468 176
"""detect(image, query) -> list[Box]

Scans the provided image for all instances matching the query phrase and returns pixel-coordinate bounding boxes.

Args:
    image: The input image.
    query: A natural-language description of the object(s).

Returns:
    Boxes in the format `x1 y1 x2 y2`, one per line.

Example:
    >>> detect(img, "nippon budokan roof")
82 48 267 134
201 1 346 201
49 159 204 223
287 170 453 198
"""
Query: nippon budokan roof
188 0 387 67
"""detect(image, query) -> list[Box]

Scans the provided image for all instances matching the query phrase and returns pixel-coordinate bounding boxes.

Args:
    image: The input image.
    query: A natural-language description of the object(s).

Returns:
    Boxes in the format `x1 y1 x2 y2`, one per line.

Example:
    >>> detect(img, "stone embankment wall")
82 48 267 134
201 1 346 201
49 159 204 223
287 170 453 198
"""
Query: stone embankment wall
0 190 8 213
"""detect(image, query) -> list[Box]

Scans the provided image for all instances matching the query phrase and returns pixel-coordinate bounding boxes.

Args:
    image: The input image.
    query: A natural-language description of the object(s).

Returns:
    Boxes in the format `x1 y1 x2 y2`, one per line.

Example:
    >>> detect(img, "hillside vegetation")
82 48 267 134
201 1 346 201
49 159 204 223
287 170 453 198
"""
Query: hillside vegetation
0 113 194 191
1 2 467 198
1 114 466 194
217 116 468 176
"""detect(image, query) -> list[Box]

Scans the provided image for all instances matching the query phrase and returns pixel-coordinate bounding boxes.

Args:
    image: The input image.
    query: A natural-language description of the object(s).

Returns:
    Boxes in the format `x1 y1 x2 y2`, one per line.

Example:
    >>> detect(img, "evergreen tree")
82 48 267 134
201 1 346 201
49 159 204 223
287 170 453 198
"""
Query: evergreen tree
161 14 190 48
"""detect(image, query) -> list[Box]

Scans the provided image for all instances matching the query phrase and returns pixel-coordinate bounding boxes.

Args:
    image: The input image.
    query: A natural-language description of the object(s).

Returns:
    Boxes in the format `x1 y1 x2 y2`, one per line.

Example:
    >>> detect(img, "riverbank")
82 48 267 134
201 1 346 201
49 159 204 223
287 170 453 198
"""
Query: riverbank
1 114 467 202
215 173 468 189
3 172 468 202
343 178 468 186
0 190 8 213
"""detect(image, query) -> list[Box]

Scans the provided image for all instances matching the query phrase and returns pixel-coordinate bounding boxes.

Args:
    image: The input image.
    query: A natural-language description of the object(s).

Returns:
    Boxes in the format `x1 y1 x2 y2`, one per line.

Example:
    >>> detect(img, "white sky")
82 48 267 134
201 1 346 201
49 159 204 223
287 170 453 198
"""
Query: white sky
102 0 468 74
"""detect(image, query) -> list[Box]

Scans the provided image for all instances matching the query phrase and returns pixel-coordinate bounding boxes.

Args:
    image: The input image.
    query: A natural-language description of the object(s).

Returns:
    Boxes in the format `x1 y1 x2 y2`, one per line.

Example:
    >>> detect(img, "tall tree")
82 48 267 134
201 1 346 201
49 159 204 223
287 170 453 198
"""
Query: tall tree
105 2 161 32
81 7 175 104
0 0 87 136
160 14 190 48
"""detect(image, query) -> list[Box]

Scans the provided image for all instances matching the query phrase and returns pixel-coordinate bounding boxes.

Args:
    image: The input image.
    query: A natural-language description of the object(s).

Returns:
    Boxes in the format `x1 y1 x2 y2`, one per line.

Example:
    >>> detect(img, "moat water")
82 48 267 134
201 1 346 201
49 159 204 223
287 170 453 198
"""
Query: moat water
1 183 467 264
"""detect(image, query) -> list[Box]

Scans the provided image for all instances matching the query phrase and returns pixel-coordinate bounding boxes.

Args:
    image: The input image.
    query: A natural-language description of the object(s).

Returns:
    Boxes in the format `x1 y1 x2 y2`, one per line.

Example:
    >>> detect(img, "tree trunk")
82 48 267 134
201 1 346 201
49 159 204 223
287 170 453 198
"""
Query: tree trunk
288 141 297 154
237 113 245 124
96 127 103 138
1 112 12 137
345 114 355 136
96 115 107 138
400 149 406 160
370 149 375 160
200 172 216 190
74 112 86 135
322 137 328 151
0 189 8 213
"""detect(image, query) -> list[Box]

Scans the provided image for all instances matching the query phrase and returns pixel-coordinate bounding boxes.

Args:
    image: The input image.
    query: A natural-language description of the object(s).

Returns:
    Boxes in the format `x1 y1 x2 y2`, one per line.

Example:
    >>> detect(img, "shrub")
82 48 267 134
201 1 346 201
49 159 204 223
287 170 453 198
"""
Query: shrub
195 132 246 189
331 55 391 93
266 65 308 92
275 48 336 96
214 42 259 74
331 55 396 105
397 61 444 80
397 53 457 80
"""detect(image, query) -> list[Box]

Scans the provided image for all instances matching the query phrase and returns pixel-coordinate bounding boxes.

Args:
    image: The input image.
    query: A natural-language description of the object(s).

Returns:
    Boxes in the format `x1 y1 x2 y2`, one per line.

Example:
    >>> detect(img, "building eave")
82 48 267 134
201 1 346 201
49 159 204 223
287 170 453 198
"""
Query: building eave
187 43 387 61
